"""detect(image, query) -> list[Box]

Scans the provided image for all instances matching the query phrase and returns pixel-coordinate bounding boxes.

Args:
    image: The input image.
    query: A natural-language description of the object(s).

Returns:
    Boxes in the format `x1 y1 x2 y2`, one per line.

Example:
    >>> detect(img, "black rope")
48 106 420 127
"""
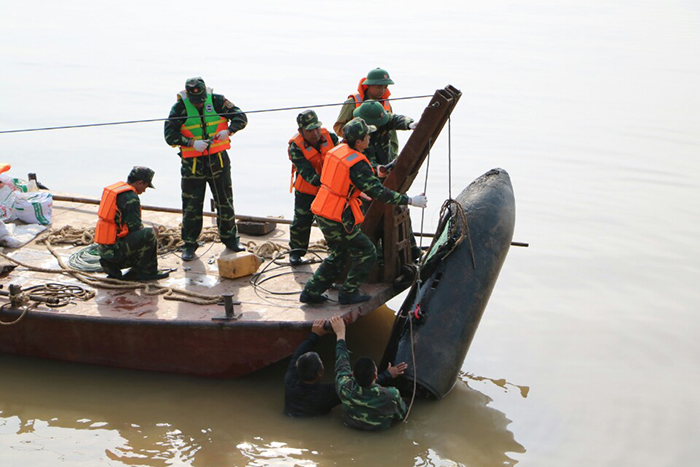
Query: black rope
448 116 452 200
0 94 433 135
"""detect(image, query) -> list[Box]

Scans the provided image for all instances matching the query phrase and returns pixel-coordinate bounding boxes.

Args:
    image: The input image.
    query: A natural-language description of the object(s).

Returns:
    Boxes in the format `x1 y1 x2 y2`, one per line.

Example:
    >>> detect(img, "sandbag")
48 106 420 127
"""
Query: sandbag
13 191 53 225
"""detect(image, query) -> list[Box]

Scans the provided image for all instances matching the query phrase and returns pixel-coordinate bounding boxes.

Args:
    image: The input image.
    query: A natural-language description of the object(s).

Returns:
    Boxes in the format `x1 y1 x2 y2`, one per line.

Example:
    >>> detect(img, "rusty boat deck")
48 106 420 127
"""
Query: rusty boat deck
0 197 404 377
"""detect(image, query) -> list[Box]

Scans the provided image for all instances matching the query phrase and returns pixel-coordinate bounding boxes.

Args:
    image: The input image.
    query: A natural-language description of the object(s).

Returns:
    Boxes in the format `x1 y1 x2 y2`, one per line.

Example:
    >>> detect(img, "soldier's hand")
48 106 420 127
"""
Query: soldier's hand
192 140 210 152
408 121 418 130
387 362 408 378
377 165 388 178
359 192 372 201
215 129 230 141
311 319 328 336
409 193 428 209
330 315 346 339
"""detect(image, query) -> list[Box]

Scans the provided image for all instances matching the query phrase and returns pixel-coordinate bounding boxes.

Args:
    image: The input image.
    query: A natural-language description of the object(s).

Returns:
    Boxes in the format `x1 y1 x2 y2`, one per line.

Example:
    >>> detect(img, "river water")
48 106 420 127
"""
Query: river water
1 0 699 465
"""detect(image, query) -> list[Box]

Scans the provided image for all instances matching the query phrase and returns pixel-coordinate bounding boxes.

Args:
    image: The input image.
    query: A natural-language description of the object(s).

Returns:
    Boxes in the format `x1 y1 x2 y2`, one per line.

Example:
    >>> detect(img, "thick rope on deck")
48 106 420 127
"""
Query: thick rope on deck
45 224 221 255
0 240 222 306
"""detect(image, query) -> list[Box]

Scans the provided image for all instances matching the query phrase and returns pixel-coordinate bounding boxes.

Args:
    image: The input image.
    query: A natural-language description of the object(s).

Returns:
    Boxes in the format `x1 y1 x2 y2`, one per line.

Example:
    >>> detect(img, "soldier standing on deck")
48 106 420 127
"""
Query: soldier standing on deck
333 67 399 156
95 166 169 282
287 110 339 266
300 118 428 305
164 77 248 261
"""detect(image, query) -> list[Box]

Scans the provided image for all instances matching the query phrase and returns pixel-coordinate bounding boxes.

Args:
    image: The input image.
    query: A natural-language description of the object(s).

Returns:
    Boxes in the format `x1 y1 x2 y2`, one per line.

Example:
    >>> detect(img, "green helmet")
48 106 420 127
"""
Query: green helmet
353 100 390 127
185 76 207 104
363 68 394 86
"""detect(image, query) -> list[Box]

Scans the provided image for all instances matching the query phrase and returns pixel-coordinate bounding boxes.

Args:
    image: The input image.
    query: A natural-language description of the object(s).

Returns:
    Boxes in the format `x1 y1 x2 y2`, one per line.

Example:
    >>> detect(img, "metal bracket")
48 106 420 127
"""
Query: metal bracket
212 294 242 321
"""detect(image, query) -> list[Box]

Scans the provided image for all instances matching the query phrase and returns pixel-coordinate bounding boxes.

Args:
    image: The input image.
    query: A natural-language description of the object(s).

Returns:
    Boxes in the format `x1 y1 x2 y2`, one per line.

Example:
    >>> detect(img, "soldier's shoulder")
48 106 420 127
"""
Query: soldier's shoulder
121 190 140 202
213 94 238 111
169 99 186 114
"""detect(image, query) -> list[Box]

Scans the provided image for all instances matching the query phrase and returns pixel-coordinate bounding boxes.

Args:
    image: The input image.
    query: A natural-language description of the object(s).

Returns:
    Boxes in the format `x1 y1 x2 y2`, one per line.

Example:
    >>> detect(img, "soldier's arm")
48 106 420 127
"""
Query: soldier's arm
214 94 248 134
286 332 320 381
289 143 321 186
390 387 408 420
333 99 355 137
164 100 191 147
334 339 356 398
387 114 414 131
350 162 409 205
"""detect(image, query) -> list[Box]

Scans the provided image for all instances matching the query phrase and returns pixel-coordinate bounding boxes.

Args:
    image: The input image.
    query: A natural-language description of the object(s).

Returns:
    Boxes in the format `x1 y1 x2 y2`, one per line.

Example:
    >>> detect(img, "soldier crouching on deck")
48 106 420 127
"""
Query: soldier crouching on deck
164 77 248 261
287 110 339 266
300 118 428 305
95 166 169 282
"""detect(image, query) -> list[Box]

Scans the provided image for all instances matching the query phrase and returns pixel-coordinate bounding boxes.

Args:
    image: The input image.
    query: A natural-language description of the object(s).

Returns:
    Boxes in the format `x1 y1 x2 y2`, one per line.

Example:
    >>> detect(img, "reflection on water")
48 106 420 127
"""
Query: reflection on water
460 372 530 399
0 306 524 466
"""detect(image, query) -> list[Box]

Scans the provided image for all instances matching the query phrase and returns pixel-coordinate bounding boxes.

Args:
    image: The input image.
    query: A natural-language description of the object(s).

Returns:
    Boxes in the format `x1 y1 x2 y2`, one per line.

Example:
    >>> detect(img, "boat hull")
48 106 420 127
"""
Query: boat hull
0 310 309 378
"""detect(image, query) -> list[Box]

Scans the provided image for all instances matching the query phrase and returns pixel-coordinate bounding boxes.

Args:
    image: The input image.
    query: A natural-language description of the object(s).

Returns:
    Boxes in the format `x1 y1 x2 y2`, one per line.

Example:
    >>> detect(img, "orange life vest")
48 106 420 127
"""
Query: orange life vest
311 144 371 225
95 182 137 245
349 78 393 112
288 128 335 195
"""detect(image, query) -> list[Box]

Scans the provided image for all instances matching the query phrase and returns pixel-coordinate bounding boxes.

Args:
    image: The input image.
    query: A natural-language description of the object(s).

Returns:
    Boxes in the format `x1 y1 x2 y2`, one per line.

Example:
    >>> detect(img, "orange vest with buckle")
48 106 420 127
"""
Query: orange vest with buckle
349 78 393 112
95 182 137 245
288 128 335 195
311 144 371 225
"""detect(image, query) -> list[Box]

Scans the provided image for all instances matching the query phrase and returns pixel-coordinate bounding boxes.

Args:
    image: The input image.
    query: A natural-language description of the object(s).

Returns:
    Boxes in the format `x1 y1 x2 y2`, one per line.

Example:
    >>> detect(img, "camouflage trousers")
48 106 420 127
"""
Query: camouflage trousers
289 191 316 254
181 151 237 249
303 216 377 296
98 227 158 277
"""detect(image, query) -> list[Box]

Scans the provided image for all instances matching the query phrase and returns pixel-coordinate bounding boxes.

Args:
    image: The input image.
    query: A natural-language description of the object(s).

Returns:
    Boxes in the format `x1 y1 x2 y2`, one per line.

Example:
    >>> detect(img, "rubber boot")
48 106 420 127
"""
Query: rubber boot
338 290 371 305
299 290 328 304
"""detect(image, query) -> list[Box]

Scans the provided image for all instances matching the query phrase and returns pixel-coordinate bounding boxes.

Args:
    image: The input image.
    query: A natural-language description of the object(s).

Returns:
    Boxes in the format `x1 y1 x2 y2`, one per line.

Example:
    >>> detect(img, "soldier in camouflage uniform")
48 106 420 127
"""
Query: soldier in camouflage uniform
300 118 428 305
164 77 248 261
334 67 400 157
288 110 339 266
353 100 422 261
353 100 417 170
97 167 169 281
330 316 407 431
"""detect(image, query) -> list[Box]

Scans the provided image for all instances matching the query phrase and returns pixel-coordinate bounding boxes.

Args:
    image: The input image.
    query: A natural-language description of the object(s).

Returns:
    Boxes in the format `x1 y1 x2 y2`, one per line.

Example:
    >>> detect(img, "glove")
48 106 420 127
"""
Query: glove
408 121 418 130
409 193 428 208
215 129 230 141
192 140 210 152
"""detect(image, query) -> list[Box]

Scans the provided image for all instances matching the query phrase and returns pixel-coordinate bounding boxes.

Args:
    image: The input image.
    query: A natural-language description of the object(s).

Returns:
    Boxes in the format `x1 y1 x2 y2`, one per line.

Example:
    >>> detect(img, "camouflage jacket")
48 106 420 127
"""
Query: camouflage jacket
335 339 407 431
164 93 248 150
364 114 414 168
289 131 340 187
333 97 400 159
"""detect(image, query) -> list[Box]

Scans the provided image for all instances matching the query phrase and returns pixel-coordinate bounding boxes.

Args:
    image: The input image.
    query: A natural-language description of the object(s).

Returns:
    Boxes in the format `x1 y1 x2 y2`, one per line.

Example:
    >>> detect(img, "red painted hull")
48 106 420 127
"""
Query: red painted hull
0 310 309 378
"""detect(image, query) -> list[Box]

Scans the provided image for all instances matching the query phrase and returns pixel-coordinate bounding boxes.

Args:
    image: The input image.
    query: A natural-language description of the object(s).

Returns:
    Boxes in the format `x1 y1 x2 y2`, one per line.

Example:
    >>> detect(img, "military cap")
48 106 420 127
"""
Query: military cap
297 110 322 130
185 76 207 104
353 100 390 127
363 68 394 86
342 117 376 143
127 166 155 188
